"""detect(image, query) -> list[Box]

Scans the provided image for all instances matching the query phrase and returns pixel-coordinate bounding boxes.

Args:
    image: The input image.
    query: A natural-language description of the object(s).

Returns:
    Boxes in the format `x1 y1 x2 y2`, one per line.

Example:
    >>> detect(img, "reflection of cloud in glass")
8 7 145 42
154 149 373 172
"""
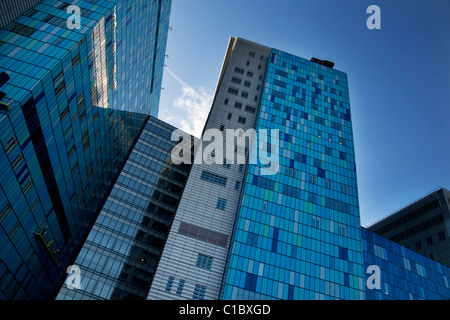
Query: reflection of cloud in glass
92 16 109 108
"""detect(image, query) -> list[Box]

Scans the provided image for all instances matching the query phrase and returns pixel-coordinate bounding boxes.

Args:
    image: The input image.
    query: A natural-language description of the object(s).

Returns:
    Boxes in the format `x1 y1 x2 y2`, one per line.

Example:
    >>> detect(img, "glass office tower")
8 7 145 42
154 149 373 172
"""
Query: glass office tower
362 227 450 300
0 0 42 29
56 117 196 300
148 38 272 300
145 36 450 301
148 37 365 300
0 0 171 299
221 47 365 300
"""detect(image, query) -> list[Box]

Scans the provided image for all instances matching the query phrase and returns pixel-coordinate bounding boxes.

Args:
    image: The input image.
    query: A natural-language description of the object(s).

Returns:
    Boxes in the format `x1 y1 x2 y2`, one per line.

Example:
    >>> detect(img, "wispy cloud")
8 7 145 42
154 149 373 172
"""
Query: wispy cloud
160 67 213 138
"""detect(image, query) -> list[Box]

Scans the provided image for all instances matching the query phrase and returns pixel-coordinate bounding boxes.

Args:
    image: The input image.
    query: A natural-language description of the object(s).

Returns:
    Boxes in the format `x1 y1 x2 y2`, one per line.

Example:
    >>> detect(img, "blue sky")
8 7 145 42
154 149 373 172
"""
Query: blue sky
158 0 450 227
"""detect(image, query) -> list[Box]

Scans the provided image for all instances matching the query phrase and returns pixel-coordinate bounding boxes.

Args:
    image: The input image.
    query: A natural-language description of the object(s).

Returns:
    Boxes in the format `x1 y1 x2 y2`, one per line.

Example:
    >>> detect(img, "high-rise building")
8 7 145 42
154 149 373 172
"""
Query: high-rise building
147 37 450 301
362 227 450 300
367 187 450 268
221 46 365 300
0 0 171 299
148 37 272 301
148 37 365 300
56 116 196 300
0 0 42 29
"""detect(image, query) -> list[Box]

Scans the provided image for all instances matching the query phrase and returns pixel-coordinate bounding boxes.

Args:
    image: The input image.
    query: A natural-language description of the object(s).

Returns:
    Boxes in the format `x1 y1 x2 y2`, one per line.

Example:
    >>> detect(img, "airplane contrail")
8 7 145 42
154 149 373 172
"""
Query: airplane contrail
164 66 191 89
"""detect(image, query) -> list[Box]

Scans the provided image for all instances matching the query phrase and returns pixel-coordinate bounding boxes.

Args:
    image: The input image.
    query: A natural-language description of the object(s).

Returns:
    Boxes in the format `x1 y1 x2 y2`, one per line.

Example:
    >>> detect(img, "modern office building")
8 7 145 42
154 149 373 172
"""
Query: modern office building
0 0 171 299
147 37 450 301
368 187 450 268
148 37 366 300
148 38 271 300
0 0 42 29
220 42 365 300
56 116 196 300
362 227 450 300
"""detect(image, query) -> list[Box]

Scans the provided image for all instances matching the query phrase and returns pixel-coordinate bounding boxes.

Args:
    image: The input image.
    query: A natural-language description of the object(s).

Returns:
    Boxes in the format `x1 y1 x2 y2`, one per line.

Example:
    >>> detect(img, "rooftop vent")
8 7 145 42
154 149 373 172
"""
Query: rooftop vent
310 57 334 69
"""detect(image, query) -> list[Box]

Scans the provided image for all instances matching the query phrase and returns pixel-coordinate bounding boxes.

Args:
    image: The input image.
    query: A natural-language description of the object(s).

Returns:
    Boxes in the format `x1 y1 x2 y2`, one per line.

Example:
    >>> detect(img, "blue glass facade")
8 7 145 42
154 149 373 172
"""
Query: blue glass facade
56 117 195 300
362 227 450 300
0 0 171 299
221 49 365 300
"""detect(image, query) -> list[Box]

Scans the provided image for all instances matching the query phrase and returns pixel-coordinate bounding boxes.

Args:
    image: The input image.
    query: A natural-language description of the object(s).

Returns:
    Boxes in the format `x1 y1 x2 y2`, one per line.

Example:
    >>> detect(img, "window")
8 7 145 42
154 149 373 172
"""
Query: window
231 77 242 84
77 93 85 111
11 154 23 171
234 67 244 74
246 71 253 78
216 198 227 210
309 175 317 185
416 263 425 277
234 181 241 191
228 87 238 95
241 91 248 99
258 64 262 70
426 236 433 246
30 199 39 212
337 223 347 236
196 254 213 270
7 22 36 37
238 116 246 124
227 113 232 120
178 222 229 248
373 245 386 259
82 130 90 151
176 279 185 295
60 106 70 121
260 55 264 60
244 81 251 88
4 137 18 155
0 204 12 224
67 144 76 158
71 162 79 175
54 81 65 97
259 75 263 80
415 241 422 250
219 125 224 132
200 171 227 187
254 96 259 102
246 61 250 66
341 184 349 194
262 201 268 212
245 105 256 114
438 231 446 241
72 53 80 67
234 102 242 109
57 2 69 10
239 164 245 172
312 216 320 229
22 178 32 194
223 158 231 168
224 98 229 105
249 51 255 57
403 257 411 271
257 85 261 91
286 167 296 178
192 284 206 300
